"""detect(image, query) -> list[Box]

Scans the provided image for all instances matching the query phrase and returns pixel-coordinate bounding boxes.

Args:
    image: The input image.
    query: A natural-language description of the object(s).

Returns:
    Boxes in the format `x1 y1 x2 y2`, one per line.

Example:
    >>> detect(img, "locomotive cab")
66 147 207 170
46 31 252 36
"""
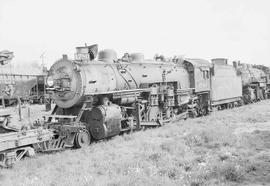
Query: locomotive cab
183 59 211 115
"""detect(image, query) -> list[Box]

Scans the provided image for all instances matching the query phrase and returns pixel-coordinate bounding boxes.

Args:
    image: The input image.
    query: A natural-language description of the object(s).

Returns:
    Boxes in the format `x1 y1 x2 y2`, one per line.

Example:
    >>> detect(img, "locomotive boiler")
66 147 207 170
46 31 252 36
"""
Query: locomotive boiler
45 45 206 147
47 50 192 108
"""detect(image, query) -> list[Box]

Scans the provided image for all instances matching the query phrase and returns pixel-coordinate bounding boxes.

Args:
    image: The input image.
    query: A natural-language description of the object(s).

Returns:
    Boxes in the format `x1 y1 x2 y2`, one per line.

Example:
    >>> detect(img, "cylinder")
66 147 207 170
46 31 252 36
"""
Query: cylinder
84 104 121 140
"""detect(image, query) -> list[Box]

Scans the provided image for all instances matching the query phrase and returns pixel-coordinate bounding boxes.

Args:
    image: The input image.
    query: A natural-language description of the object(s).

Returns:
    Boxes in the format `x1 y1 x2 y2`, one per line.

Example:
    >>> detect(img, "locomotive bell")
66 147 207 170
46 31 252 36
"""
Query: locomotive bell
98 49 117 62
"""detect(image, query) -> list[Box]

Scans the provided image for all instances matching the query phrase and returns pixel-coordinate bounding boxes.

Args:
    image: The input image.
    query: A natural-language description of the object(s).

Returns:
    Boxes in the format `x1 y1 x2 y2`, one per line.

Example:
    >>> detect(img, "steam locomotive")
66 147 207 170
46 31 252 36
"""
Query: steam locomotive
44 45 249 148
236 63 269 102
1 44 269 167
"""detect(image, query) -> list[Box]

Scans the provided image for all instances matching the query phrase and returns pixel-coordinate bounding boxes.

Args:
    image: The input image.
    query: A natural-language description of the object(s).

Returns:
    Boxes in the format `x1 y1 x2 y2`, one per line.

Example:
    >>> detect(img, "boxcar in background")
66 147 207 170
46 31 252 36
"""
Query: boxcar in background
0 74 46 106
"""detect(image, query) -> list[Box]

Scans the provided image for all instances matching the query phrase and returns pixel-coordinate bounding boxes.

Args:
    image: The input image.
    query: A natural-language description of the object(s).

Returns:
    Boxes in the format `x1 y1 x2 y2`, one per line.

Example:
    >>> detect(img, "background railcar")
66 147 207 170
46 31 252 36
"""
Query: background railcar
235 62 267 103
252 64 270 98
0 51 47 107
0 74 46 106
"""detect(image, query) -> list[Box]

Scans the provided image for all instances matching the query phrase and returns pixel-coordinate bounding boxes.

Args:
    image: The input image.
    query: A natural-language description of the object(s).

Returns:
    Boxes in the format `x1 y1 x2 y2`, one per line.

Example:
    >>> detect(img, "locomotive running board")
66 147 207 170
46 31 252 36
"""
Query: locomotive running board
140 121 160 127
44 115 77 121
176 88 195 94
87 88 150 97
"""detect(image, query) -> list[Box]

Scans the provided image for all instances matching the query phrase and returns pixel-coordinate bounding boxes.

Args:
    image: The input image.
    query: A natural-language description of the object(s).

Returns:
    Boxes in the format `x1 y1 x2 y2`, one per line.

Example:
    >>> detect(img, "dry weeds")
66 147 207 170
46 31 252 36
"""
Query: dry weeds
0 101 270 186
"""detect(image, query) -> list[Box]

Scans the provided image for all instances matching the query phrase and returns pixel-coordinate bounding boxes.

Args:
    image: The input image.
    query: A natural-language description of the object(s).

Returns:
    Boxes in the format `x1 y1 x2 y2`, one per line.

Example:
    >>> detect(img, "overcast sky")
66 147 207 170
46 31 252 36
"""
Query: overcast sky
0 0 269 67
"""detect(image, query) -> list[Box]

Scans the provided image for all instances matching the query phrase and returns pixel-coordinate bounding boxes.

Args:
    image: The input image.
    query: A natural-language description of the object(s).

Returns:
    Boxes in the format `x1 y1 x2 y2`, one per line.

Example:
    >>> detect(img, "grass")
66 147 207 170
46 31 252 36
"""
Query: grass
1 101 270 186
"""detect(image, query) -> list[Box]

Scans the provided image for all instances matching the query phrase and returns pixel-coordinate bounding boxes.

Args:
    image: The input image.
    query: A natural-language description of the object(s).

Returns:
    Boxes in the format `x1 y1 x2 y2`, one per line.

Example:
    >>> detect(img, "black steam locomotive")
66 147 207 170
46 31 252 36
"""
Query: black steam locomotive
44 45 268 147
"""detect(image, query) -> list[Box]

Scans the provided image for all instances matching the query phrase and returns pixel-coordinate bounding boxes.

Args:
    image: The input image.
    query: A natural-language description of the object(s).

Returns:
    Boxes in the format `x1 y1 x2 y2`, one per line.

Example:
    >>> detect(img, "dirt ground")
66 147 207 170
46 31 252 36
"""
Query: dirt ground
0 100 270 186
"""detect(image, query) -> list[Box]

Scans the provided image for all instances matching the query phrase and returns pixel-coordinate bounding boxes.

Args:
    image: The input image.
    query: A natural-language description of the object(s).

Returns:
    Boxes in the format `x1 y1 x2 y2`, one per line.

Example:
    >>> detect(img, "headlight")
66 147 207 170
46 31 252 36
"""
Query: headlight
46 76 54 87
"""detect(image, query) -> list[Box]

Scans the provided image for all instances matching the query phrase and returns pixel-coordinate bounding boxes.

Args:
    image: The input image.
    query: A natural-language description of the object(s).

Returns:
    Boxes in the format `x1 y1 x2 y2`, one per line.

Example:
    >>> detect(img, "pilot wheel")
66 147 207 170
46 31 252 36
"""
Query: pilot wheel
74 129 91 148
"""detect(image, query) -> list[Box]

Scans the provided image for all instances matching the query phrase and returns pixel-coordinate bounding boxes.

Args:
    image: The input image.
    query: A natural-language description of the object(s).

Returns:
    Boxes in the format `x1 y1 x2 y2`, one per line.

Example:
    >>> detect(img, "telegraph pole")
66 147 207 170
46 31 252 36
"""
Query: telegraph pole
40 52 45 68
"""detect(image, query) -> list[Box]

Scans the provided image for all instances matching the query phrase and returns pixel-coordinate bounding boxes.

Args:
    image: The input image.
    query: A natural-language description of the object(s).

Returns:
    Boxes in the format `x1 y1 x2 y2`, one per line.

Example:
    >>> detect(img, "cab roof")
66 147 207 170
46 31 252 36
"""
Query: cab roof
184 58 211 67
